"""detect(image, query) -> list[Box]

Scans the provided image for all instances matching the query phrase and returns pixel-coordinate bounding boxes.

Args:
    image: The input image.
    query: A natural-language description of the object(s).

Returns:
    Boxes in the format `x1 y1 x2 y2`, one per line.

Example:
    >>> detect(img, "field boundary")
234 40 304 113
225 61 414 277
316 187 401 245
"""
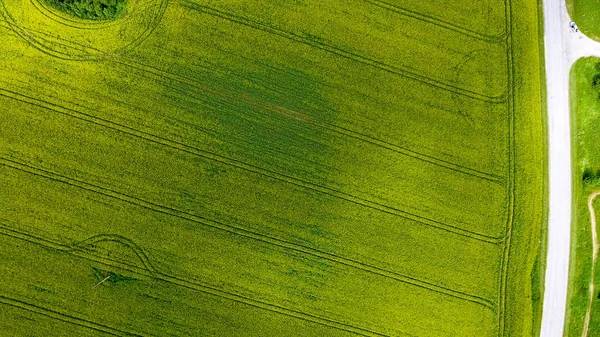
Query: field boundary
496 0 517 334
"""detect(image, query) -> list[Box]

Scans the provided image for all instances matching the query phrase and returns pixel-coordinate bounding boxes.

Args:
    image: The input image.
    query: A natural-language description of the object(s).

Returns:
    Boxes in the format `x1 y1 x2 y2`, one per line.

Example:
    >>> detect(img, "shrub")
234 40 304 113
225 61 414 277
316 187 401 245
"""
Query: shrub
582 167 600 186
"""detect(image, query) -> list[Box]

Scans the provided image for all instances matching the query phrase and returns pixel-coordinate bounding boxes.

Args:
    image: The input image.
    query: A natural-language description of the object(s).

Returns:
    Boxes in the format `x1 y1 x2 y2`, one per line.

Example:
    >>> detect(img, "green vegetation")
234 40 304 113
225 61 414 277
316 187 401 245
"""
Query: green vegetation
0 0 545 335
44 0 126 20
567 0 600 40
502 2 547 335
565 57 600 337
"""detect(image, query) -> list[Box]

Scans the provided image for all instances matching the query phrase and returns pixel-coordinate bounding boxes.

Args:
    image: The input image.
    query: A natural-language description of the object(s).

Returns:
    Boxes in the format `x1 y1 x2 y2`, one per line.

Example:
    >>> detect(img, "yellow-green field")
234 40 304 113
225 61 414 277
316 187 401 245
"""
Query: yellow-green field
0 0 545 336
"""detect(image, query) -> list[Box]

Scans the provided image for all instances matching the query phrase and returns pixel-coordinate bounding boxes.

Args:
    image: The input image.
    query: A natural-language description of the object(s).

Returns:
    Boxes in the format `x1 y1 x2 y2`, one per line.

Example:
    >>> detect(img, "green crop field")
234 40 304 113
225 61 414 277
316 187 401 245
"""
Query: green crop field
0 0 545 336
565 57 600 337
567 0 600 40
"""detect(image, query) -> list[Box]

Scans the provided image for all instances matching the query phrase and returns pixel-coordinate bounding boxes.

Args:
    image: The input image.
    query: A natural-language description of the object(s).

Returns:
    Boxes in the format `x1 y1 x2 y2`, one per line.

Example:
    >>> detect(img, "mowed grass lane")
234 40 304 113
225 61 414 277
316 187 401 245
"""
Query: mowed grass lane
0 0 546 335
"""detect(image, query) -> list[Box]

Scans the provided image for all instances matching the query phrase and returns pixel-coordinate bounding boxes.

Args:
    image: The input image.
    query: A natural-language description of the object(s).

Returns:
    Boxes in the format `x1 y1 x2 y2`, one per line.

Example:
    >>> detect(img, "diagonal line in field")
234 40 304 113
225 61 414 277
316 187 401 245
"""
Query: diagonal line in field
363 0 506 44
0 1 510 332
0 21 506 183
178 0 507 104
0 224 400 337
0 157 496 310
144 63 506 184
0 295 142 336
0 88 504 243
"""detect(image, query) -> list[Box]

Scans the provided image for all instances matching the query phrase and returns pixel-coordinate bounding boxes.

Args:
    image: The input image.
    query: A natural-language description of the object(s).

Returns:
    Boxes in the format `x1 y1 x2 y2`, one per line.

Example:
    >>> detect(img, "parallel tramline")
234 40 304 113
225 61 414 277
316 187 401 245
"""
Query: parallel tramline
2 0 508 322
0 0 544 335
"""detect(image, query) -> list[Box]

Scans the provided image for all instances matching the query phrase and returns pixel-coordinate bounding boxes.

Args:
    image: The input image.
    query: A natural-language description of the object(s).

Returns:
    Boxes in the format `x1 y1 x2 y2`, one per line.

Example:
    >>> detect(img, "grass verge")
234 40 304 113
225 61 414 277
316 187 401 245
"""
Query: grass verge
566 0 600 41
565 57 600 337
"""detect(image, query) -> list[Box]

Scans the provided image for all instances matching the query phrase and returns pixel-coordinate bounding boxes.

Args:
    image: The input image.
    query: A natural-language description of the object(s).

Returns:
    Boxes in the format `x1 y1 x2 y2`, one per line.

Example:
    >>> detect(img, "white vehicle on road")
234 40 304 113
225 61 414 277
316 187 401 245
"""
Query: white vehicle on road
570 21 579 32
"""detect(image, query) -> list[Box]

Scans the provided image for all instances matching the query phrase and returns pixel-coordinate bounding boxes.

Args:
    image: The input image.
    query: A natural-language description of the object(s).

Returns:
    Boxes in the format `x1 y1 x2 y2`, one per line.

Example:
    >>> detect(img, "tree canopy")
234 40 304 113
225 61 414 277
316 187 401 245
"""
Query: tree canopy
46 0 126 20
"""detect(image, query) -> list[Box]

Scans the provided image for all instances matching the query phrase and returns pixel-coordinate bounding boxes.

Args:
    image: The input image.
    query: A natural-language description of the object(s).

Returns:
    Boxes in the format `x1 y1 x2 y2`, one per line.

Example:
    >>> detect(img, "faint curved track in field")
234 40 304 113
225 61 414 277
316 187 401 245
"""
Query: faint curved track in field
450 48 492 125
179 0 507 104
116 0 169 56
70 234 159 276
363 0 507 44
0 18 506 183
0 224 413 337
0 158 497 310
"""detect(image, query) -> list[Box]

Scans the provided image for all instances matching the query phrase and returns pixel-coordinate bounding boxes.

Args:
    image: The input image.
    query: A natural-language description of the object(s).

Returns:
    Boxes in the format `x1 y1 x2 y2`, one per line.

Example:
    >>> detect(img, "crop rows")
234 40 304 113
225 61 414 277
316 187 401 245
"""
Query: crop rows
1 9 506 330
179 0 505 104
362 0 505 43
130 4 510 175
0 156 495 309
0 86 504 300
0 0 542 334
0 295 140 336
0 22 509 215
118 56 505 183
0 87 504 243
0 226 381 336
109 56 505 183
0 222 419 337
0 15 508 175
0 10 508 181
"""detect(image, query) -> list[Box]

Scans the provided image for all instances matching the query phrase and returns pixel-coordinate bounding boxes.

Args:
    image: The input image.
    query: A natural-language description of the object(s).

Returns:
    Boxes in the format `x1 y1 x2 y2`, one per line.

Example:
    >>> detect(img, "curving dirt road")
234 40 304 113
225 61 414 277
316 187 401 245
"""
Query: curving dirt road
541 1 600 336
582 191 600 337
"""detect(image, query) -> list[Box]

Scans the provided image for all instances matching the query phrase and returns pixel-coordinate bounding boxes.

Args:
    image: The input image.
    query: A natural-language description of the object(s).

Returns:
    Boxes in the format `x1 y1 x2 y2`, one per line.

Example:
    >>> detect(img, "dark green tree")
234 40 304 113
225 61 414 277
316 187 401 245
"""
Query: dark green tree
46 0 126 20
